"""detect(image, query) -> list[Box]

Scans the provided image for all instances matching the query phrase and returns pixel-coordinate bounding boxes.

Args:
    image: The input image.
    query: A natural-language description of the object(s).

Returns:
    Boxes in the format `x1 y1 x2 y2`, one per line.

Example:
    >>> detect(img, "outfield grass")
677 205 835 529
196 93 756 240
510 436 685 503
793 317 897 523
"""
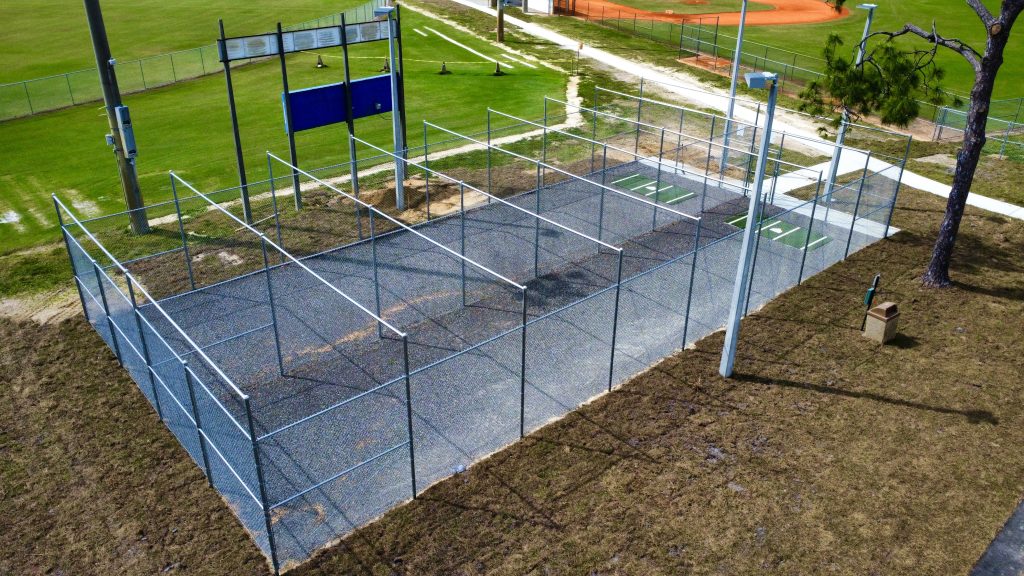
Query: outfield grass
0 0 361 82
0 8 567 254
718 0 1022 101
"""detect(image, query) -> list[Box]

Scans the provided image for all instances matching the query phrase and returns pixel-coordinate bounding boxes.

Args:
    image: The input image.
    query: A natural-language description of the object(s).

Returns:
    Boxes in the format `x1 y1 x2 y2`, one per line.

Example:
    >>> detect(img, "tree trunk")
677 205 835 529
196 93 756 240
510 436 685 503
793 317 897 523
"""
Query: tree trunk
923 16 1016 286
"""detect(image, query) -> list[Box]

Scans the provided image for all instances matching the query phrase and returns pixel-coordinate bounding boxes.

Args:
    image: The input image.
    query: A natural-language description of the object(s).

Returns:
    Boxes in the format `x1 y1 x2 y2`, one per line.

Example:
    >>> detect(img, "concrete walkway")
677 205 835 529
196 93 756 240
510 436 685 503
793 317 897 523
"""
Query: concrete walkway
450 0 1024 221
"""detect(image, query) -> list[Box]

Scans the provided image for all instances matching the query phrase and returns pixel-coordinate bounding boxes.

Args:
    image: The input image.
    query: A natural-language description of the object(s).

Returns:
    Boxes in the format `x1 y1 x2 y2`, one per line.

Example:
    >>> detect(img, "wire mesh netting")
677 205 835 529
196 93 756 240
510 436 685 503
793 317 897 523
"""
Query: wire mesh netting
56 87 909 572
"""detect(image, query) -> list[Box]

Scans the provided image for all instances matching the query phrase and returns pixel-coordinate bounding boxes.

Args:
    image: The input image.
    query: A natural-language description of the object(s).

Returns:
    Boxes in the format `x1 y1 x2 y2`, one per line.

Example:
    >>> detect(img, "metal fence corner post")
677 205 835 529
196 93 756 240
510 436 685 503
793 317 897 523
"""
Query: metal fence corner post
459 182 467 307
843 152 872 259
53 198 92 324
259 235 286 377
244 397 280 575
170 173 196 290
519 287 529 438
797 175 824 285
402 335 417 498
607 249 624 392
682 217 702 347
369 209 384 337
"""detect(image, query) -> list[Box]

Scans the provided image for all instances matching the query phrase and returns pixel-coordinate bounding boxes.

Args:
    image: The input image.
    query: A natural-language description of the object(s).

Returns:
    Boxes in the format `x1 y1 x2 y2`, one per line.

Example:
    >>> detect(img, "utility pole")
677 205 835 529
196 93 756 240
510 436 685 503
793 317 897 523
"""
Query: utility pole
84 0 148 233
498 0 505 43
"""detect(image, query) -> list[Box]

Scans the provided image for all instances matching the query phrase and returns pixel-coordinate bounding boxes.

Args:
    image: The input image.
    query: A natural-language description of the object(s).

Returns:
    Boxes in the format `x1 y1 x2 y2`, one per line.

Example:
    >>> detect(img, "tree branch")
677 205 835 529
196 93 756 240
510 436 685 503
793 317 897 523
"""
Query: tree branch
965 0 996 26
867 22 982 73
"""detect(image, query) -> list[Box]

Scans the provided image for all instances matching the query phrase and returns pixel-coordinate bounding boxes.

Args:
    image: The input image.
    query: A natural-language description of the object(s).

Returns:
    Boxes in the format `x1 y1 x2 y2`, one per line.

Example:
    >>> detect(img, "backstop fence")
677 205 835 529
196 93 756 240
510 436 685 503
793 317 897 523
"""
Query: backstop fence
56 89 906 573
0 0 386 121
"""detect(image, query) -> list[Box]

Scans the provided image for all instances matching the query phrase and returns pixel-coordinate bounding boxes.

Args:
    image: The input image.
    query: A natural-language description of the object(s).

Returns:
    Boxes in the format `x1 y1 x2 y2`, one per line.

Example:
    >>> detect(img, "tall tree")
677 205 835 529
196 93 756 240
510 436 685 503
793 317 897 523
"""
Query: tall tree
802 0 1024 287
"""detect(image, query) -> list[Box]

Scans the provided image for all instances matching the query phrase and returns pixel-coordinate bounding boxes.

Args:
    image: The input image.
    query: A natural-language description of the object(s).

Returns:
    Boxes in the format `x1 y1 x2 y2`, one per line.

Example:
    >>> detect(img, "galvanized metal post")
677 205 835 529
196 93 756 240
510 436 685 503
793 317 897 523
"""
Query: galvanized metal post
486 113 493 201
742 190 767 317
460 182 467 307
883 137 913 239
844 152 872 259
590 108 599 173
423 128 431 221
92 260 123 365
181 361 215 487
53 198 92 323
652 128 665 230
265 157 285 256
598 145 608 244
607 249 624 392
402 335 417 498
218 20 251 223
276 23 302 210
720 0 749 177
169 174 195 290
127 275 163 419
634 77 645 155
681 218 703 347
341 14 362 229
369 210 384 336
797 177 824 284
260 236 286 377
244 397 280 575
704 116 716 198
519 287 528 438
534 163 542 278
675 107 685 166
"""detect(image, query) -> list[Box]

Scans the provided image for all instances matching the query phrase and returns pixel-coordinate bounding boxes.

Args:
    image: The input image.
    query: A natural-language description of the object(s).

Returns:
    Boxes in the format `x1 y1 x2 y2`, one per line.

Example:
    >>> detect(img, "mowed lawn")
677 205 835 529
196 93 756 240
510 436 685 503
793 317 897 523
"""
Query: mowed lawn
718 0 1022 101
0 7 567 253
0 0 356 82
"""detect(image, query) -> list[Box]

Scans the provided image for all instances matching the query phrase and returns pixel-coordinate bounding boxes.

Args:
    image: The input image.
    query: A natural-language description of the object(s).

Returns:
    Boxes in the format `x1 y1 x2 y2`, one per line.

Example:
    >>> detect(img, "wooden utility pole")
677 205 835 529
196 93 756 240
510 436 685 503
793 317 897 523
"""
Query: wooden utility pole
84 0 148 233
497 1 505 43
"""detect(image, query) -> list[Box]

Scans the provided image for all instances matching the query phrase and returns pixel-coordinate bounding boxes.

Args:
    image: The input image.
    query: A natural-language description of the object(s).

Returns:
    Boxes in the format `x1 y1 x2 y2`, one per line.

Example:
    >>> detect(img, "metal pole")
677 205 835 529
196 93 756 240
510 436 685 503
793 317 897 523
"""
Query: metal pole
883 137 913 239
266 156 284 255
681 218 703 347
598 145 608 243
182 361 214 487
260 236 286 376
607 250 624 392
652 128 665 230
53 199 91 323
385 9 406 210
276 23 302 210
84 0 148 234
423 134 431 221
719 74 777 378
341 15 361 235
127 275 163 419
486 114 493 198
459 182 467 306
369 209 384 337
402 335 417 498
92 260 123 365
797 177 824 284
634 77 644 155
720 0 748 176
534 163 542 278
844 152 872 259
169 175 196 290
244 398 280 575
519 287 528 438
824 4 876 210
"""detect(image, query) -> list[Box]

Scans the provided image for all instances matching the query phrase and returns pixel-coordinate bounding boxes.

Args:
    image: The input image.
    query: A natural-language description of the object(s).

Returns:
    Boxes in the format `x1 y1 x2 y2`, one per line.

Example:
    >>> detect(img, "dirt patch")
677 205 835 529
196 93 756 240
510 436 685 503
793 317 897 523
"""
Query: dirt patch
566 0 850 26
917 153 958 169
0 287 81 325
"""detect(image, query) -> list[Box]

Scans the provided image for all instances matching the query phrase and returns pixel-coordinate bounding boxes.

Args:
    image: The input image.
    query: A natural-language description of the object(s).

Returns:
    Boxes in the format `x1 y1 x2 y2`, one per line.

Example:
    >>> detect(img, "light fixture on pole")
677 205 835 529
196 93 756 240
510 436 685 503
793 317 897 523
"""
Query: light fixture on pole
375 5 407 210
823 3 877 208
719 71 778 378
719 0 749 176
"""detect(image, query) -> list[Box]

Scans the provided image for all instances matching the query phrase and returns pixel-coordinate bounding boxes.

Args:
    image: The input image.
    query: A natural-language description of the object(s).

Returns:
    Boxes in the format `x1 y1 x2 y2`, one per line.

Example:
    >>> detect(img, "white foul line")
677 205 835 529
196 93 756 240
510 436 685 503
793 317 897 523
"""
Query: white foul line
413 28 429 37
423 26 513 68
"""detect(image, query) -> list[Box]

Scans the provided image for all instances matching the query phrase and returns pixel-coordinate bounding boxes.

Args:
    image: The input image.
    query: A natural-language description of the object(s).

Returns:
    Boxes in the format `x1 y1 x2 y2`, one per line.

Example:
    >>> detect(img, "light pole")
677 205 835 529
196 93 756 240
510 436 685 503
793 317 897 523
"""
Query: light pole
823 4 877 206
719 72 778 378
719 0 749 176
376 5 406 210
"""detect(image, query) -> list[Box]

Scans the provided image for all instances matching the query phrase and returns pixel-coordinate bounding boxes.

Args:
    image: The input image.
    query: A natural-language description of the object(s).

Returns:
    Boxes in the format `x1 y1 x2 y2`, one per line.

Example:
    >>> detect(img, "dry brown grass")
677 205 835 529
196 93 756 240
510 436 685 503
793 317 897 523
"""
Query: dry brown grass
2 184 1023 575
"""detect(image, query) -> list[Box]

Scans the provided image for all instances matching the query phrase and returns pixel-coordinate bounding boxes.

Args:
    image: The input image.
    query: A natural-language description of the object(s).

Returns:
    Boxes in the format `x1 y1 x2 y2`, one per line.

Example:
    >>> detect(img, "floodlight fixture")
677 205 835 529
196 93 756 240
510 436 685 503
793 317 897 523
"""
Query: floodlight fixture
743 71 777 90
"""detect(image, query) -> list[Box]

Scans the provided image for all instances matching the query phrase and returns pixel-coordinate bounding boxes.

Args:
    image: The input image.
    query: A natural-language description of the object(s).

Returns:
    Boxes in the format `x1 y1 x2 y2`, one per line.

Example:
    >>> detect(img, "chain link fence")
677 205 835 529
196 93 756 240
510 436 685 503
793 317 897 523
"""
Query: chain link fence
0 0 385 122
56 87 905 572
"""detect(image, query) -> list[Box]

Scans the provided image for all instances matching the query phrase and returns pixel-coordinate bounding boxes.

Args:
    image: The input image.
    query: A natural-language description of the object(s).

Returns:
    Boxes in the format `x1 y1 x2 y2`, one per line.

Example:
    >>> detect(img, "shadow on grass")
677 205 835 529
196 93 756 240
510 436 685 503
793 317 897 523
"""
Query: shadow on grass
732 372 999 425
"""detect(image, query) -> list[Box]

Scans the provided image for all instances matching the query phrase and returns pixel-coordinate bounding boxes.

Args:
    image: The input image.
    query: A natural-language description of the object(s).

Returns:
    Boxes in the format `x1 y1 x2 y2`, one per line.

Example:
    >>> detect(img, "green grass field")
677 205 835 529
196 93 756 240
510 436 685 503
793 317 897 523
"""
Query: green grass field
0 8 567 254
717 0 1021 101
727 210 831 250
0 0 357 82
